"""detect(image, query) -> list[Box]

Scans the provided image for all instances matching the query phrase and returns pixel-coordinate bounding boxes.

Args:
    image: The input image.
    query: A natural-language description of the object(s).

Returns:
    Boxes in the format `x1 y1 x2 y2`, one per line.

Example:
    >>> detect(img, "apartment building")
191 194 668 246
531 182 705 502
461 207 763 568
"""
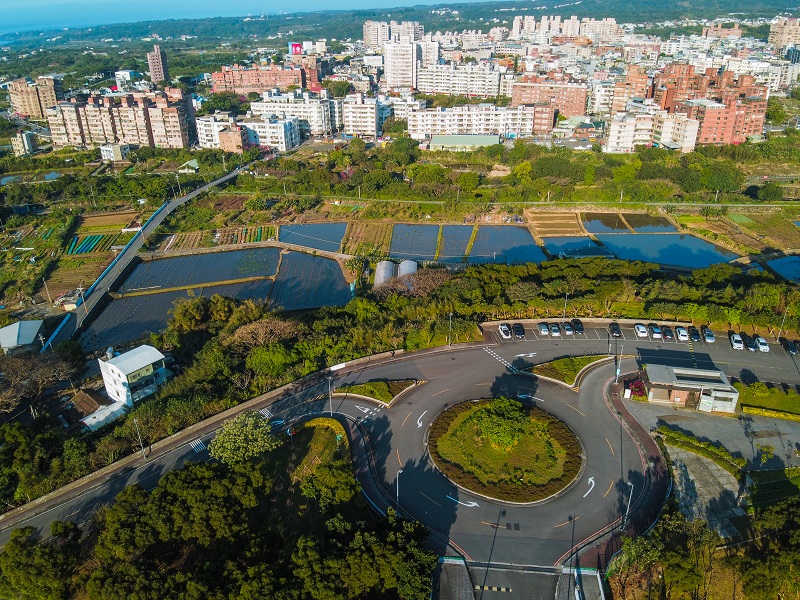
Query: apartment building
407 103 554 140
211 64 307 94
146 44 169 83
511 76 587 117
239 115 301 152
383 95 427 121
196 112 237 148
46 88 193 149
610 65 650 115
416 63 501 97
250 89 338 138
579 18 624 43
702 23 742 39
769 17 800 48
653 112 700 153
383 38 420 90
341 93 385 138
11 131 37 156
8 76 63 119
363 20 391 51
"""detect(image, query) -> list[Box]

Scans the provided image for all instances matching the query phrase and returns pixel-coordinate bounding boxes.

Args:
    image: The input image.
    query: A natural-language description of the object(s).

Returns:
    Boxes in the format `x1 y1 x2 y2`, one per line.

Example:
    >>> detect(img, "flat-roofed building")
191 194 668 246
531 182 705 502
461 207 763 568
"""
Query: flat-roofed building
416 63 501 97
11 131 37 156
8 76 63 119
239 114 301 152
408 103 554 140
643 364 739 413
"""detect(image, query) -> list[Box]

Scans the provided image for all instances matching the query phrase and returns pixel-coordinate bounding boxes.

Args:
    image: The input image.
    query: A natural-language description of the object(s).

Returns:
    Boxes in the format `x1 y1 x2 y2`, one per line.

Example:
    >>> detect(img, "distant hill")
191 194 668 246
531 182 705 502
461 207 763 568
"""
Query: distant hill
1 0 795 46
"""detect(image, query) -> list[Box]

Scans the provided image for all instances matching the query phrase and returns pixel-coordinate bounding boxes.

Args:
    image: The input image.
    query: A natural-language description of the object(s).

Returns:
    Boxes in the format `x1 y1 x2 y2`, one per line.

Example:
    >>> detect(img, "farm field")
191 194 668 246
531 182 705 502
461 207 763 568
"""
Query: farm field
438 225 473 264
468 226 547 264
269 252 352 312
44 256 109 299
342 222 393 256
279 223 347 253
528 212 583 237
389 224 439 261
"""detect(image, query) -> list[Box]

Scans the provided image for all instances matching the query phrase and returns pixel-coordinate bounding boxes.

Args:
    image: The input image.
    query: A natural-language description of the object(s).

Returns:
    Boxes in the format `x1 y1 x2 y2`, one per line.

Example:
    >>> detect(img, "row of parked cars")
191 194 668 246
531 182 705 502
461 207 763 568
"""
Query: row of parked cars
498 320 585 339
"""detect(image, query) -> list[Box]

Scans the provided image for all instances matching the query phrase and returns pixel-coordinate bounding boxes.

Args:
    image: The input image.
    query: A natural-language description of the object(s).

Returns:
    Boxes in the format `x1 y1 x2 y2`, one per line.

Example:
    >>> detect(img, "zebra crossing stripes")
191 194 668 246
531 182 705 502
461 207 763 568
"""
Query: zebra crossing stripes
484 347 520 373
474 585 513 593
259 407 273 419
189 438 206 453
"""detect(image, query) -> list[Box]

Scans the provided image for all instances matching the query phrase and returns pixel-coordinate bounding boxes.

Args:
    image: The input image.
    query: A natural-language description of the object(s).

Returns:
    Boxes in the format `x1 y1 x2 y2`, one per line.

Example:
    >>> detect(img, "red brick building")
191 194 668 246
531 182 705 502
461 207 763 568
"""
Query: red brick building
511 75 587 118
211 64 310 94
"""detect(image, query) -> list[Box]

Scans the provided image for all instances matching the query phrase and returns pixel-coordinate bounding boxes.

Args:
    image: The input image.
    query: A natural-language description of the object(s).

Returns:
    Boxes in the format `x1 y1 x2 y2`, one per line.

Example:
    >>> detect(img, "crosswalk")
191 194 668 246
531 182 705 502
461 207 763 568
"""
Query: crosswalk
259 407 273 419
484 347 520 374
189 438 206 453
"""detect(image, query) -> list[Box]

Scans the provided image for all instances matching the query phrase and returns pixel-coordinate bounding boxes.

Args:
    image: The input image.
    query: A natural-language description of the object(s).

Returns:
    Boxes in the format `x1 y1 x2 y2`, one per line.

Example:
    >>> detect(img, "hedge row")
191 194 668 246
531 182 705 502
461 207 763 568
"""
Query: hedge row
429 399 582 503
657 426 745 478
741 405 800 423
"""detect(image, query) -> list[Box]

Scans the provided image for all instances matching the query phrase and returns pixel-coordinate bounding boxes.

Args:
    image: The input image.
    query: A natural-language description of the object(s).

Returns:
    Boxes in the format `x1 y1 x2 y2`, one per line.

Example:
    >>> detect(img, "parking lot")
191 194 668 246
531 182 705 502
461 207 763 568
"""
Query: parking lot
488 320 800 384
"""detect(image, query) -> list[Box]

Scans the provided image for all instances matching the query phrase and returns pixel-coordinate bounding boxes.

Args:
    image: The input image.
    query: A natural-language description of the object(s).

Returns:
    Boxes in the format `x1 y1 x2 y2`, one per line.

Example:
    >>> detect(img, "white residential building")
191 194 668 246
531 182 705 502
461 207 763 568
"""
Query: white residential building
250 90 336 138
384 38 420 90
416 63 502 97
239 114 301 151
342 93 383 138
603 112 655 153
11 131 37 156
407 103 554 140
195 112 237 149
99 143 131 161
653 112 700 153
604 110 699 153
363 20 391 51
382 95 427 121
99 345 168 406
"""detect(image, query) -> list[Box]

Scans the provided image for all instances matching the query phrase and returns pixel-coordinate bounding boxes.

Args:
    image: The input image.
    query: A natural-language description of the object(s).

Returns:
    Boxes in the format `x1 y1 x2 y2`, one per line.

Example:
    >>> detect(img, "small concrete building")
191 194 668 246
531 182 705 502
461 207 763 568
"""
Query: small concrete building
0 319 44 355
643 364 739 413
99 345 169 405
100 143 131 162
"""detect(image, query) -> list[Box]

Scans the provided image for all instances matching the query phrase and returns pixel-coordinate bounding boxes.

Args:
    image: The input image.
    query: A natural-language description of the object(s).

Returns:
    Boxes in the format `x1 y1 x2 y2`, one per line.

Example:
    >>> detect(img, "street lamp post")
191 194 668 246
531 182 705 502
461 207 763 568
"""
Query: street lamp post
448 312 453 347
778 305 789 340
624 481 634 528
396 469 403 505
133 418 146 459
328 376 333 416
563 292 568 321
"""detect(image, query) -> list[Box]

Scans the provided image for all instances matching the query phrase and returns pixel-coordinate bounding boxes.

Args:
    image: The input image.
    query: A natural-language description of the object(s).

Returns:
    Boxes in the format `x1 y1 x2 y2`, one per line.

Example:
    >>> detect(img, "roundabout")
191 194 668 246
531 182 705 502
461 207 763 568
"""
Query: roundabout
428 398 583 503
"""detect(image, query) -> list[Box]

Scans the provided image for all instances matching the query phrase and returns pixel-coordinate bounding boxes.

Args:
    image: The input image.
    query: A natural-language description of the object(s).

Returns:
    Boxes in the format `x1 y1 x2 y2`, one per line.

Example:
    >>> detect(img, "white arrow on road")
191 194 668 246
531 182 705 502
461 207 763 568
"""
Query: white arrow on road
583 477 595 498
446 495 480 508
417 411 428 428
514 352 537 358
354 405 371 414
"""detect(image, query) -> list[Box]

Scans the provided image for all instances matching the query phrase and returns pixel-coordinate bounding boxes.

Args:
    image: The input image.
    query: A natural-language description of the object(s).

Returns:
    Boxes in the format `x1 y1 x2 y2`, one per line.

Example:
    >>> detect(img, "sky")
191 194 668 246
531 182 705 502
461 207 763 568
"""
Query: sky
0 0 461 36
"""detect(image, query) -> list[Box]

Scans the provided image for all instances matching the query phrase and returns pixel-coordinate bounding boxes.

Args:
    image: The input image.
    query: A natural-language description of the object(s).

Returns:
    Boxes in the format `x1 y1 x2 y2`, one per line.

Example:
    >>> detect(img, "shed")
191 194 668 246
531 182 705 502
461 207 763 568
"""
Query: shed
0 319 44 355
643 364 739 413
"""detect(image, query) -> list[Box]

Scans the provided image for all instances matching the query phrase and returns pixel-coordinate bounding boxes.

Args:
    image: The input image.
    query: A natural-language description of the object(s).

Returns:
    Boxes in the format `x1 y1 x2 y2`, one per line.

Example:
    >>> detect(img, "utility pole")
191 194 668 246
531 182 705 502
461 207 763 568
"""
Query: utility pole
563 291 568 321
175 173 182 197
133 418 146 459
448 312 453 347
619 187 624 203
328 376 333 416
778 305 789 340
42 278 52 304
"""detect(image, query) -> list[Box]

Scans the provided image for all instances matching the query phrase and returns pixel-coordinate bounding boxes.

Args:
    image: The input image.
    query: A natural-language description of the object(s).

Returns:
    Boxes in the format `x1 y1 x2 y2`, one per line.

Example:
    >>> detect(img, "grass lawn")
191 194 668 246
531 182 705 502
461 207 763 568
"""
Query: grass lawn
430 399 581 502
748 467 800 506
737 384 800 416
532 355 608 385
336 379 416 403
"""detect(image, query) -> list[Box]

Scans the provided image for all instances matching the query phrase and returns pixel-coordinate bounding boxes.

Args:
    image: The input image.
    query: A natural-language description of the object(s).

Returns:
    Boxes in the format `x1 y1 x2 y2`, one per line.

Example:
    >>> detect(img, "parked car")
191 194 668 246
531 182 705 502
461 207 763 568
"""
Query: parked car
538 322 550 335
562 322 574 335
662 326 674 340
609 322 622 338
702 326 715 343
648 323 662 339
571 319 585 334
741 332 758 352
634 323 648 338
499 323 512 339
780 337 798 355
549 323 562 337
730 332 744 350
675 326 689 341
688 326 701 342
512 323 525 339
755 335 770 353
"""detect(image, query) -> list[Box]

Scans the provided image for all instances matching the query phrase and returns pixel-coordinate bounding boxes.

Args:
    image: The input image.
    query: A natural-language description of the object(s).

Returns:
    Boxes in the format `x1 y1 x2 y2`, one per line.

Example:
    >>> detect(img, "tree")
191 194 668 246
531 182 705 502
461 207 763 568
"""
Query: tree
321 79 352 98
757 181 784 201
0 527 72 600
766 97 788 124
208 410 282 465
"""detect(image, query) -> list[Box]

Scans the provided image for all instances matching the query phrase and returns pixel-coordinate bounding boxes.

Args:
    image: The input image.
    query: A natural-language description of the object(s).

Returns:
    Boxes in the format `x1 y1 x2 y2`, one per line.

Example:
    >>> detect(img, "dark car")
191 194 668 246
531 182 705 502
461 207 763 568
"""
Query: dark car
780 337 798 355
571 319 585 334
688 326 701 342
609 322 622 338
661 325 674 340
512 323 525 339
741 332 758 352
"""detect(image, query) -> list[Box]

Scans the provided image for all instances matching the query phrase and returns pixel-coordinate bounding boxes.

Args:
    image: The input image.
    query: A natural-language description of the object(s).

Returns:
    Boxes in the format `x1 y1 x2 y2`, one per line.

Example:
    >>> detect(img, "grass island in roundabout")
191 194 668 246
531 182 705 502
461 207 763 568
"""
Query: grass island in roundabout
428 397 583 503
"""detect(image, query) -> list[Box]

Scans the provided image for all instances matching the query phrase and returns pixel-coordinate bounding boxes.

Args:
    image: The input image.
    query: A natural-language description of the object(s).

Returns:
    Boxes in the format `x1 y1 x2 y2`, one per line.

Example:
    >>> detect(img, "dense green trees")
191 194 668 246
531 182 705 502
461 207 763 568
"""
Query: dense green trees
209 410 282 465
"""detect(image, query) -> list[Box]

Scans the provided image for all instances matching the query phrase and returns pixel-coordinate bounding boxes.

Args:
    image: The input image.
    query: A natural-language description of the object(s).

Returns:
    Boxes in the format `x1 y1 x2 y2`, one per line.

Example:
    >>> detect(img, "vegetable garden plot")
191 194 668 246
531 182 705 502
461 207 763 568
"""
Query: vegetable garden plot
467 226 547 265
279 223 347 253
269 252 351 311
388 224 439 261
437 225 473 264
118 247 281 292
623 214 676 233
581 212 631 233
595 233 739 269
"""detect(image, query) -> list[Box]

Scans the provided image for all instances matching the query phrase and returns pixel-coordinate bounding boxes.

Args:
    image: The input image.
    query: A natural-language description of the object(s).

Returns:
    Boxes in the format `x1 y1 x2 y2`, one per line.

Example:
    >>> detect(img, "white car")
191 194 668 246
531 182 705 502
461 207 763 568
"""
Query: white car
634 323 648 338
648 323 662 339
675 326 689 342
538 322 550 335
755 335 770 353
550 323 562 337
730 333 744 350
499 323 512 339
562 322 574 335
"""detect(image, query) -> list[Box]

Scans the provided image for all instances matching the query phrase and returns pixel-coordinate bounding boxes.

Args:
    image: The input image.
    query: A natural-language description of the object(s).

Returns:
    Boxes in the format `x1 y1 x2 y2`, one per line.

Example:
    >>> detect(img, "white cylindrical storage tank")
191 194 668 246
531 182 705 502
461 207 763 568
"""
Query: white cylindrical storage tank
374 261 397 287
398 260 418 277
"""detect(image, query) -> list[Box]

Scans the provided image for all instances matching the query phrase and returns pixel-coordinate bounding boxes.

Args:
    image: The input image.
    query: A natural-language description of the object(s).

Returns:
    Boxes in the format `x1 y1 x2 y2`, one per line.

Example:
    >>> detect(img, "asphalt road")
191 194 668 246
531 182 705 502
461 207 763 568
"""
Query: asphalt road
7 322 800 580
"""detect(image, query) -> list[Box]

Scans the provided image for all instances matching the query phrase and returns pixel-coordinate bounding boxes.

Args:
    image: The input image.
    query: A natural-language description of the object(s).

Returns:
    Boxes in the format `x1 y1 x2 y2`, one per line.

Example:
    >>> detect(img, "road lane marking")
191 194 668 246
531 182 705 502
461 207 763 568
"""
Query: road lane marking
419 492 442 507
447 495 480 507
396 448 402 467
482 521 502 529
402 411 412 427
417 411 428 428
476 383 491 386
567 404 586 417
604 480 614 498
189 438 206 453
606 437 615 456
432 389 449 396
554 516 579 528
583 477 595 497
